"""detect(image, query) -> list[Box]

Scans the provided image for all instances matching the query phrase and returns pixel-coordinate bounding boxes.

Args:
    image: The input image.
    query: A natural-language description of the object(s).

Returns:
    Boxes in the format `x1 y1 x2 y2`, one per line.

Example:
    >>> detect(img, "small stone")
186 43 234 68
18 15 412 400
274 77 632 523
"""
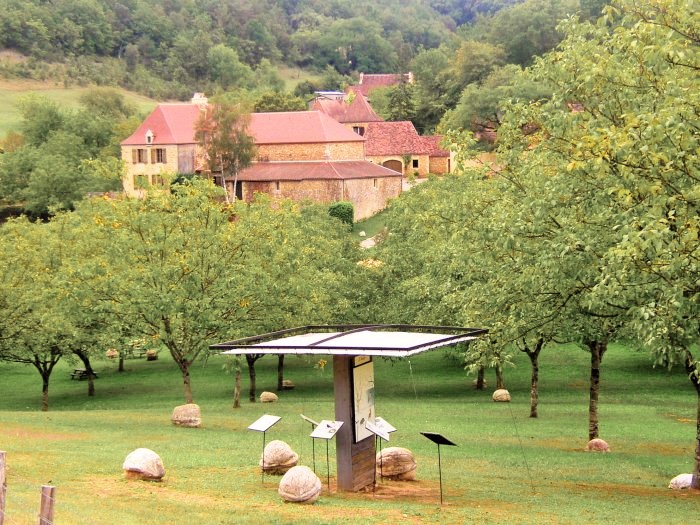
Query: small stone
586 438 610 452
282 379 295 390
260 440 299 474
122 448 165 481
359 231 366 237
492 389 511 402
278 465 322 504
171 403 201 428
376 447 416 481
260 391 278 403
668 473 693 489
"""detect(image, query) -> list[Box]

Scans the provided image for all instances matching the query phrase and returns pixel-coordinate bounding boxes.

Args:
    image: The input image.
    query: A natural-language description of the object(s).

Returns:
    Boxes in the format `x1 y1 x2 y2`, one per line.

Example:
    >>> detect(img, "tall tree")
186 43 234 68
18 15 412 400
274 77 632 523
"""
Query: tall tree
196 101 256 204
0 218 80 410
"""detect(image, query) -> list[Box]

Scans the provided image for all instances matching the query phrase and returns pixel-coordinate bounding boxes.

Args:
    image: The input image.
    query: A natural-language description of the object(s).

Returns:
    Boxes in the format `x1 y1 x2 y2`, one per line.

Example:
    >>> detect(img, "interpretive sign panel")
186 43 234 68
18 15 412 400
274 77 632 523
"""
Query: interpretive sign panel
310 420 343 440
353 360 375 442
248 414 281 432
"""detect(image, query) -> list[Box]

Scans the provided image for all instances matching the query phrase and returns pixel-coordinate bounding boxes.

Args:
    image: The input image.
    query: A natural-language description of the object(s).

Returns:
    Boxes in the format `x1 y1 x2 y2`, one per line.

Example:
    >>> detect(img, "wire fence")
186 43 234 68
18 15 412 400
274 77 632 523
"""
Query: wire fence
0 451 57 525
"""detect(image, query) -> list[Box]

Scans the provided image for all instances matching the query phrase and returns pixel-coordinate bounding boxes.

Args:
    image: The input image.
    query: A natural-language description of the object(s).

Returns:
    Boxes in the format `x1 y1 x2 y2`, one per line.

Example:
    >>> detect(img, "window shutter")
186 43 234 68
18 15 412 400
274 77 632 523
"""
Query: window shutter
132 149 137 164
150 149 156 164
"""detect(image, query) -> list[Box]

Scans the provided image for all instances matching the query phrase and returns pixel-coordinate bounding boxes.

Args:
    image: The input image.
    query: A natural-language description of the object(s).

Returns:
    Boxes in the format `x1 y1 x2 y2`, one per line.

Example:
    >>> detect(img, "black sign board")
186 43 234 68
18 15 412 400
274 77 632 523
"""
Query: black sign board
420 432 457 447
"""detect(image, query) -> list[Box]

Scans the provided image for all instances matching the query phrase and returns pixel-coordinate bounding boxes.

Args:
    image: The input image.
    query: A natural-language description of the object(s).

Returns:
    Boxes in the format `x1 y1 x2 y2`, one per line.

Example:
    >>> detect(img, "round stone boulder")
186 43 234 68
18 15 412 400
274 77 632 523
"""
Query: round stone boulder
586 438 610 452
278 465 322 504
171 403 201 428
376 447 417 481
668 473 693 490
122 448 165 481
260 391 279 403
260 440 299 475
492 389 511 402
281 379 295 390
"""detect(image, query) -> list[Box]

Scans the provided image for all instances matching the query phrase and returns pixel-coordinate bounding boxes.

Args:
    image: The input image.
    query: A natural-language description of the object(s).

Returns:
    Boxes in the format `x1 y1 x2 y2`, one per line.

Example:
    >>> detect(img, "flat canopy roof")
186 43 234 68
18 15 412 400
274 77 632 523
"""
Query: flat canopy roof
210 324 488 358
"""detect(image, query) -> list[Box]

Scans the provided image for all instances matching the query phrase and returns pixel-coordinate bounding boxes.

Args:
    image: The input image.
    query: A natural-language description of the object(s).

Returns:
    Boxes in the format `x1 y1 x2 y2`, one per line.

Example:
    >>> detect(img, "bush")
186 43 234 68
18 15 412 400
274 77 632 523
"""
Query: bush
328 201 353 226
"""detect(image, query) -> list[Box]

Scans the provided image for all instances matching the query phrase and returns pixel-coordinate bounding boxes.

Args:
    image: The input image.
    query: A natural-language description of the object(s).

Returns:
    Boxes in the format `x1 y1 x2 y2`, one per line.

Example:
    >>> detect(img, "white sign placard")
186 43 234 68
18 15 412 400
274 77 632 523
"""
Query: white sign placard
374 416 397 434
310 420 344 440
248 414 281 432
365 420 390 441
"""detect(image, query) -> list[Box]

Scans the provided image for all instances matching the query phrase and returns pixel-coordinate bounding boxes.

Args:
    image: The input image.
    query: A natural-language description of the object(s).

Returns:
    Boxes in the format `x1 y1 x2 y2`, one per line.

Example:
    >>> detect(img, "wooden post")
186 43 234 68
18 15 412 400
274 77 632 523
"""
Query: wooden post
38 485 55 525
333 356 376 492
0 451 6 525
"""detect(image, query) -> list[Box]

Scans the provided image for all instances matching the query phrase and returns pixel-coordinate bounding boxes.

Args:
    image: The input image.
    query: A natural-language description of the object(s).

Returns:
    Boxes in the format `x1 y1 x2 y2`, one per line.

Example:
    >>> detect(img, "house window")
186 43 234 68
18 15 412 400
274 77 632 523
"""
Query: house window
132 148 147 164
352 126 365 136
151 148 167 164
412 159 419 169
134 174 149 189
275 181 280 191
373 178 377 188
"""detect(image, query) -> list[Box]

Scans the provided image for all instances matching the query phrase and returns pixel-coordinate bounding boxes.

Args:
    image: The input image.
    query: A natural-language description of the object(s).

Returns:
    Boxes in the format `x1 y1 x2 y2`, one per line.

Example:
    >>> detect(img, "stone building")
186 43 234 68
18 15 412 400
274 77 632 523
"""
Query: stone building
120 98 401 220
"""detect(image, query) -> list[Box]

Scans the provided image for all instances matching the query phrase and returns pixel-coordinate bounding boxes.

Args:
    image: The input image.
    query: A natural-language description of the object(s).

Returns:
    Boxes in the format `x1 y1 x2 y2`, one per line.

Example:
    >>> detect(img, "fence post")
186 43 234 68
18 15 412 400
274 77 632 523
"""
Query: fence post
0 451 6 525
38 485 55 525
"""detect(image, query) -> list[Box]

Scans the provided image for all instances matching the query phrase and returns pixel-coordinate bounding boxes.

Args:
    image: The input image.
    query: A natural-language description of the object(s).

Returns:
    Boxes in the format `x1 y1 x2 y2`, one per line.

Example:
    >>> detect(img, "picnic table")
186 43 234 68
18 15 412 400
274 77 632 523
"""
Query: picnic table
70 369 98 380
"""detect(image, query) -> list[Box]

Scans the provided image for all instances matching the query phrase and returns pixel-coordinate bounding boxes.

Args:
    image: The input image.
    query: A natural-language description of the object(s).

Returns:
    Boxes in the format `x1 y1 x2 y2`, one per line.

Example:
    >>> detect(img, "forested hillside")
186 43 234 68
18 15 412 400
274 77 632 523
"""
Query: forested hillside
0 0 597 102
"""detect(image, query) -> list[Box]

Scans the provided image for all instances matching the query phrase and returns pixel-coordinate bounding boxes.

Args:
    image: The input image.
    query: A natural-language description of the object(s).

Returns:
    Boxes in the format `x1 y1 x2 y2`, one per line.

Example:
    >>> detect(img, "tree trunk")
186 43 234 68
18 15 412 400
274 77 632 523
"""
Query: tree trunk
495 365 505 389
684 353 700 489
74 350 96 397
277 354 285 391
180 363 194 404
246 354 259 402
587 340 607 440
233 366 241 409
523 338 544 419
41 375 49 412
118 353 125 372
476 366 485 390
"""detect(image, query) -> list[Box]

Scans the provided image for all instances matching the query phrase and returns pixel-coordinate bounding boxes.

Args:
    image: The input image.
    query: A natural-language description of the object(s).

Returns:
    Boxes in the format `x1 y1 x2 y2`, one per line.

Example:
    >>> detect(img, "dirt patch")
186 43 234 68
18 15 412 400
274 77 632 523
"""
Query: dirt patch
1 425 87 442
561 480 690 499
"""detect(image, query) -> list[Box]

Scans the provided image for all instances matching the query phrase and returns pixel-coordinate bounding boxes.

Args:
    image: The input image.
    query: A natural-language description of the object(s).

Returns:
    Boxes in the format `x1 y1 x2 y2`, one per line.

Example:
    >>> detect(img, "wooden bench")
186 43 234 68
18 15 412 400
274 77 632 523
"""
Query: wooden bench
71 369 98 380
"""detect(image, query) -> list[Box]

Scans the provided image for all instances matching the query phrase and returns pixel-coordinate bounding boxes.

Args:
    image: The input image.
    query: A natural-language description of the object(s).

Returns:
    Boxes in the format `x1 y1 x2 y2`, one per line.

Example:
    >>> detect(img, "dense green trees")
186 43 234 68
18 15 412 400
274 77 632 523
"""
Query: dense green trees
374 0 700 484
0 89 136 217
0 179 361 407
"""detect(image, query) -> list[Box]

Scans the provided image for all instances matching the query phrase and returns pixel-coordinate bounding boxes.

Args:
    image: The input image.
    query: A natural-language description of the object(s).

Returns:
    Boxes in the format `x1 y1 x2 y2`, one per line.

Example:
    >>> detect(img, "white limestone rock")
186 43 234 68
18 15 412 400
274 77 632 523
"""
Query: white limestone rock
260 440 299 475
171 403 201 428
586 438 611 452
668 473 693 490
376 447 417 481
278 465 322 504
122 448 165 481
492 389 511 402
260 391 279 403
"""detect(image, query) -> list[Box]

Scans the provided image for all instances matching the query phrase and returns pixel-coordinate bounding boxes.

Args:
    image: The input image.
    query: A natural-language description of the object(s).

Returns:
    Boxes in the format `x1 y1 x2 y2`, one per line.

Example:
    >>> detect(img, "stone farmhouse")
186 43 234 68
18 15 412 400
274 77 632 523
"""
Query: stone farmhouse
120 96 402 220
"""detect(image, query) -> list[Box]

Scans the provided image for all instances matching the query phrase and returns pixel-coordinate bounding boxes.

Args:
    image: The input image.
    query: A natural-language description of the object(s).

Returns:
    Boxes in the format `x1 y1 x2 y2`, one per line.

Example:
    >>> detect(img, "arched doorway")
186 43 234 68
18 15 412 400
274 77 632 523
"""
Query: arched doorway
382 159 403 173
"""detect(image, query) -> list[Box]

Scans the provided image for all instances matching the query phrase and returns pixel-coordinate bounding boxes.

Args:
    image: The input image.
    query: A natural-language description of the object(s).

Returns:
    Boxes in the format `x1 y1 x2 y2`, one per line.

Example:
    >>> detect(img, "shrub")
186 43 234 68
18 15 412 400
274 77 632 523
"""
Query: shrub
328 201 353 226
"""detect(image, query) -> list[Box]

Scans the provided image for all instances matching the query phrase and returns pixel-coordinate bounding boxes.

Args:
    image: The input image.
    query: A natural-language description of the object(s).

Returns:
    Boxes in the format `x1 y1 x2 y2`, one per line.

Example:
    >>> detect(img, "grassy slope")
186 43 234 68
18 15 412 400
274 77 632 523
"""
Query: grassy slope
0 343 697 524
0 79 158 137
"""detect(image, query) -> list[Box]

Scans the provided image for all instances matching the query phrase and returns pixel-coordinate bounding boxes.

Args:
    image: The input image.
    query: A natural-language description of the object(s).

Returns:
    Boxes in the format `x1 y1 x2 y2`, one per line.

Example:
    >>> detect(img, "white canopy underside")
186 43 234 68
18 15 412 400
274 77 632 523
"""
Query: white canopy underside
218 330 478 358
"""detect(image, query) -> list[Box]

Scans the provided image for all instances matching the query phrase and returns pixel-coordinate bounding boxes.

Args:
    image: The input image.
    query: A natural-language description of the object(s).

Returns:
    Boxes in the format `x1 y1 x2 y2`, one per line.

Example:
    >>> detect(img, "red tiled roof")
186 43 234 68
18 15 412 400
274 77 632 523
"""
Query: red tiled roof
311 95 383 124
364 121 448 157
420 135 450 157
235 161 401 181
249 111 364 144
122 107 363 146
121 104 201 145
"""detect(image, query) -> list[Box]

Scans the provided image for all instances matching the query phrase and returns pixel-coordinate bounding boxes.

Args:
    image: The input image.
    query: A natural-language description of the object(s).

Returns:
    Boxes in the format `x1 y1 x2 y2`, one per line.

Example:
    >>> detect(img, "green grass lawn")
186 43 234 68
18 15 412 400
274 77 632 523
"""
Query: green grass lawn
354 210 387 238
0 79 158 138
0 343 697 524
